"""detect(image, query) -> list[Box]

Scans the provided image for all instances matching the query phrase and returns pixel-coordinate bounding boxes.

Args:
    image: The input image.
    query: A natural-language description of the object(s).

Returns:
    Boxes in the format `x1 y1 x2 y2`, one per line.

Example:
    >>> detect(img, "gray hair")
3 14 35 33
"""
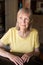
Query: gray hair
16 8 33 31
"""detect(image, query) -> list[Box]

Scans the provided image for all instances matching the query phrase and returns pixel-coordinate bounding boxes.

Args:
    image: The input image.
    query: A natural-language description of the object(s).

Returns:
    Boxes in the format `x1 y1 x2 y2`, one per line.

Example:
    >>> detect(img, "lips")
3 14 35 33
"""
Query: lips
21 24 26 26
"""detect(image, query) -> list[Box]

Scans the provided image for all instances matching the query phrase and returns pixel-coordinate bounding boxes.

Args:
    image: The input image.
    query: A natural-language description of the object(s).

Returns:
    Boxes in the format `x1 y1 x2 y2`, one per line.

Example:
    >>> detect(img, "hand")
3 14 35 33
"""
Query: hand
21 54 30 63
8 54 24 65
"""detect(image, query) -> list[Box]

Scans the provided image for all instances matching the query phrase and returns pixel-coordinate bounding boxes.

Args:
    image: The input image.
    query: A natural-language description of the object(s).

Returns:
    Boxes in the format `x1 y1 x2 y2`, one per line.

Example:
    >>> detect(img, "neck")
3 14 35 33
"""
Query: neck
18 29 29 38
20 29 27 34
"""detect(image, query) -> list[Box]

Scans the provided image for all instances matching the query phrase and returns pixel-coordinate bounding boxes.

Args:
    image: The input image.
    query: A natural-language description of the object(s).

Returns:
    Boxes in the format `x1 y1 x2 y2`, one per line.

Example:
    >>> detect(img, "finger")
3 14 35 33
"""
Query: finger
14 61 18 65
15 58 23 65
21 57 27 63
15 59 23 65
18 57 23 63
18 57 24 65
11 59 18 65
13 56 23 65
27 58 29 63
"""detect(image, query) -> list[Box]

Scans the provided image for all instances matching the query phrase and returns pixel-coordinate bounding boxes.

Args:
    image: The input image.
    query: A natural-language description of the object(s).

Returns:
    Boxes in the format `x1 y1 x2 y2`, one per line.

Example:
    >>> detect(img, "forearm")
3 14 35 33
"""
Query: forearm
25 52 34 57
26 48 40 57
0 48 11 59
34 48 40 56
34 51 40 57
0 48 24 65
26 51 40 57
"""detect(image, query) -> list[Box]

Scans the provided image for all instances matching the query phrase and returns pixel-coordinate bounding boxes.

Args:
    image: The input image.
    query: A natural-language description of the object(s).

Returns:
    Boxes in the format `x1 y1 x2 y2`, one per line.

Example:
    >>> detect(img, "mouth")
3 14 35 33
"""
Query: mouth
21 25 26 26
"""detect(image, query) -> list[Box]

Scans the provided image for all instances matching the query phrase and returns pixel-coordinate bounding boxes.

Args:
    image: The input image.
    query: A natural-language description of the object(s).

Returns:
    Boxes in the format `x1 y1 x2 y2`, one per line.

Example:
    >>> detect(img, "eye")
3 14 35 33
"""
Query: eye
25 18 29 21
19 17 22 19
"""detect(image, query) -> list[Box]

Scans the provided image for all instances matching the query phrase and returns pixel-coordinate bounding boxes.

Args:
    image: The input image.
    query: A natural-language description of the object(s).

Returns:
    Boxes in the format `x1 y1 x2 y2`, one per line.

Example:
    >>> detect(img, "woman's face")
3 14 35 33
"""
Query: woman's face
17 12 30 30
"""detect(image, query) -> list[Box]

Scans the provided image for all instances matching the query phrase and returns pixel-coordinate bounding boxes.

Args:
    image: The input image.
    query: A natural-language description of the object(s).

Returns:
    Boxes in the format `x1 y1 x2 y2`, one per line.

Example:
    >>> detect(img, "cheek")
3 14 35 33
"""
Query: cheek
17 18 22 23
19 22 21 27
26 22 29 27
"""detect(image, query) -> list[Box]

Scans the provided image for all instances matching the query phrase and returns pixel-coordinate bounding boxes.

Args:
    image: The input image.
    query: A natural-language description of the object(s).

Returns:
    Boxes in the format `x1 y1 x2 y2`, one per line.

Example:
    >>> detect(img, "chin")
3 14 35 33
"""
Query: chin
21 27 27 30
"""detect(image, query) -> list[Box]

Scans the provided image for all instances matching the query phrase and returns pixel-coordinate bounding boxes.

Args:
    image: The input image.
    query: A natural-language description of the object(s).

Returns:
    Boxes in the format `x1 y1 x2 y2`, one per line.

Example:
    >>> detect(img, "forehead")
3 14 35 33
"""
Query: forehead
17 10 30 17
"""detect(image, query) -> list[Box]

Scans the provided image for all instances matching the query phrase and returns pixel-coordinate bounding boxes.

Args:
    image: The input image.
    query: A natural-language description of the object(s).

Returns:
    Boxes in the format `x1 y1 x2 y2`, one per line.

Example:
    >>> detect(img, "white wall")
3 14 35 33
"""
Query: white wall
5 0 18 31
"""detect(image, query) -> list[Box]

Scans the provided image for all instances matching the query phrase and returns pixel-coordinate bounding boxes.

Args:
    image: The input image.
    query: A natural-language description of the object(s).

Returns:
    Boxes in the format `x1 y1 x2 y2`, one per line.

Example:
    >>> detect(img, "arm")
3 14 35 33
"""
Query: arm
34 47 40 56
0 28 24 65
21 48 40 63
0 42 23 65
34 30 40 56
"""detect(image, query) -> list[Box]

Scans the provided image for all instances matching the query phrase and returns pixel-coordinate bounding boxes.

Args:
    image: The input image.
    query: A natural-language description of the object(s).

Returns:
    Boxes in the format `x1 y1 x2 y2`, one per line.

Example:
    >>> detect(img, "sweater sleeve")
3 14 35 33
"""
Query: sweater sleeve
34 31 40 49
0 28 11 45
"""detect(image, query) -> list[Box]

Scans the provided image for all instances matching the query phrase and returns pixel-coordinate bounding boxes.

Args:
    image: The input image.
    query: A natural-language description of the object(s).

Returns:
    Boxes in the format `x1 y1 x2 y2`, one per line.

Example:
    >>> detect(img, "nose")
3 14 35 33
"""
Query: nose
22 19 26 24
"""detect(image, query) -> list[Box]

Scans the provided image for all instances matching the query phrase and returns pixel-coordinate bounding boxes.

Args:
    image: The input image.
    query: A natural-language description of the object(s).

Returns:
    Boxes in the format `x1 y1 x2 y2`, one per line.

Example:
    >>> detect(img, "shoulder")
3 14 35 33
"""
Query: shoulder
6 27 17 34
9 27 16 31
31 28 38 35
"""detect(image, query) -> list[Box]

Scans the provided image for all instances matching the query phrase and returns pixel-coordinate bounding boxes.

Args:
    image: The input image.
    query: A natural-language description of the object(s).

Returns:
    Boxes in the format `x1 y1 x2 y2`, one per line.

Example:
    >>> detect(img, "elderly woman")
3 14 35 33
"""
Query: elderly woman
0 8 40 65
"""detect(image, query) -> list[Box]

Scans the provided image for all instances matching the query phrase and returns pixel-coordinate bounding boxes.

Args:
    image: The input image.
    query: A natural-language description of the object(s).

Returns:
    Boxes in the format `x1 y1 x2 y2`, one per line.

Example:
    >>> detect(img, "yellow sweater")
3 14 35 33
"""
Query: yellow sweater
0 27 39 53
